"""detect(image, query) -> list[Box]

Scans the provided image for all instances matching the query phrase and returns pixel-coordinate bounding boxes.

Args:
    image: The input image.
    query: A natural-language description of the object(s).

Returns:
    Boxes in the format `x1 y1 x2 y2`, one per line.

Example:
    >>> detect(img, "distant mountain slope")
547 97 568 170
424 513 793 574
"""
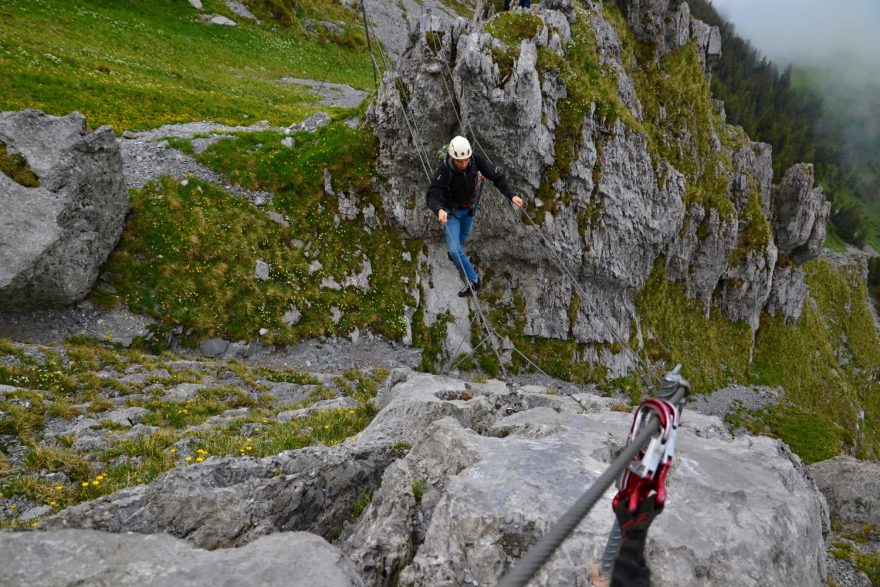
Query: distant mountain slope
689 0 880 251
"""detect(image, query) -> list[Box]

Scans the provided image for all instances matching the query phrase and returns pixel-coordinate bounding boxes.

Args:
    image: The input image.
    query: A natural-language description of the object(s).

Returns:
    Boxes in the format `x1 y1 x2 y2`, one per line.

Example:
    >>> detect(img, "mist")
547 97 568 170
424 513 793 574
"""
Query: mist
709 0 880 76
709 0 880 209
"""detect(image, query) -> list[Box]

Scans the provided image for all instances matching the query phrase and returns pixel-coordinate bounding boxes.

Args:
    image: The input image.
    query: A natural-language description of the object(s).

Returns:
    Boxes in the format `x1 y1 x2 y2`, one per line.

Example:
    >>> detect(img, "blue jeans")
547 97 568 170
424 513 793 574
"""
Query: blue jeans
503 0 530 8
444 208 477 282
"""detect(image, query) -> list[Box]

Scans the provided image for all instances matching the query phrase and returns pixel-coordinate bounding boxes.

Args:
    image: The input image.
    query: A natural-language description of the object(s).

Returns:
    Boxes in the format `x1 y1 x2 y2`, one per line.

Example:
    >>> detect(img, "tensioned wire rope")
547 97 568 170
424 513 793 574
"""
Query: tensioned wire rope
356 7 687 586
357 11 518 387
434 52 663 387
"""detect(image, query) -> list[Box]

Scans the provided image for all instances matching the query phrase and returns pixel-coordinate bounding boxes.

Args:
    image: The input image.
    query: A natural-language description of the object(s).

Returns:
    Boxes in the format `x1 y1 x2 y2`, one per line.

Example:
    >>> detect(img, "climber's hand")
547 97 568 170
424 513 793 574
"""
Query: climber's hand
614 494 660 541
438 209 448 225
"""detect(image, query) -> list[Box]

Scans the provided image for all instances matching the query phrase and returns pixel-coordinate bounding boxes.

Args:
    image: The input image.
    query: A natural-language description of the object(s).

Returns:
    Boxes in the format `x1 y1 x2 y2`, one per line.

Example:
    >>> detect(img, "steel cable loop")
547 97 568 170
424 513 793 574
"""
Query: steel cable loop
497 385 688 587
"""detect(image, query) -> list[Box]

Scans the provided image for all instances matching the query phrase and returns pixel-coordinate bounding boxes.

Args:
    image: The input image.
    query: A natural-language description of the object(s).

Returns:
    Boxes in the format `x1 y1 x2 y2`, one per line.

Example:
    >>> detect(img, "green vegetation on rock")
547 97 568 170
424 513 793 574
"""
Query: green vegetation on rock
0 142 39 188
0 338 386 522
96 122 420 346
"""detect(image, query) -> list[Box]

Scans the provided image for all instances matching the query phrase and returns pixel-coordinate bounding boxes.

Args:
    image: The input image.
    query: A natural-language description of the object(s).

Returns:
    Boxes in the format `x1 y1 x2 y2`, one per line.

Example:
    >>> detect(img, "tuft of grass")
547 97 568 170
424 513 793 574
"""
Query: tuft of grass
23 445 92 480
484 12 542 47
411 479 425 503
352 490 373 518
830 540 880 585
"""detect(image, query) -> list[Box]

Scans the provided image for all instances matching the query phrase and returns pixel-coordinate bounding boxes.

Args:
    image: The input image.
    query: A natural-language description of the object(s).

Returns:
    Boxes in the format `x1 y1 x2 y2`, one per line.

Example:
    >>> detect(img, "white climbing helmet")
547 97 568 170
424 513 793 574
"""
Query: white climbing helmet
447 135 472 160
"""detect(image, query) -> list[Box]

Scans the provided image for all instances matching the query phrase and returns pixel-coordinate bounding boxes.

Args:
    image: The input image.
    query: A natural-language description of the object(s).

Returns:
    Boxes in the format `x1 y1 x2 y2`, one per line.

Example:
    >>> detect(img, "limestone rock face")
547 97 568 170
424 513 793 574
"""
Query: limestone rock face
369 2 827 361
341 373 828 586
772 163 831 264
809 455 880 531
0 529 363 587
27 370 829 585
766 264 808 321
42 441 396 549
615 0 721 68
0 110 127 309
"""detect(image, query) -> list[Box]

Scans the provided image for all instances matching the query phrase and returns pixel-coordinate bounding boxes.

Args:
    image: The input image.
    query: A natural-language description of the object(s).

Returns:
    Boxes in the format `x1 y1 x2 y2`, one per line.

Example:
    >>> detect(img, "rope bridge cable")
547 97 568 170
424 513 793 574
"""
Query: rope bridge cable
478 309 594 413
433 54 661 387
497 381 689 587
446 227 511 383
357 2 434 181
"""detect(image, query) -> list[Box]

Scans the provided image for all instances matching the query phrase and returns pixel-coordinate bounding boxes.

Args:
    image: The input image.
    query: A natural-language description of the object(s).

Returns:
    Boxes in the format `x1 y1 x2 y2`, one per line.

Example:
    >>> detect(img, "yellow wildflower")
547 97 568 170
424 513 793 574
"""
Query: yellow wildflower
54 485 63 491
196 457 204 462
81 482 89 487
91 481 99 486
185 456 192 462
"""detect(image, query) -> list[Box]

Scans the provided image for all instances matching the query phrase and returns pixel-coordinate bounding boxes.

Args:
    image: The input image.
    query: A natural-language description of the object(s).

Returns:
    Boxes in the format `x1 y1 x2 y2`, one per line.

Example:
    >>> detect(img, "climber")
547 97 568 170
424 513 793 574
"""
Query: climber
426 135 523 297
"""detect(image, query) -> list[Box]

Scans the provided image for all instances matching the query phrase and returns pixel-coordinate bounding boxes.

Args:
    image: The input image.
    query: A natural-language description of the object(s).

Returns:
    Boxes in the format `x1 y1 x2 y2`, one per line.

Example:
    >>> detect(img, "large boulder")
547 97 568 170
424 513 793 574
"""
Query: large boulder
343 378 829 586
0 529 363 587
0 110 127 310
808 455 880 532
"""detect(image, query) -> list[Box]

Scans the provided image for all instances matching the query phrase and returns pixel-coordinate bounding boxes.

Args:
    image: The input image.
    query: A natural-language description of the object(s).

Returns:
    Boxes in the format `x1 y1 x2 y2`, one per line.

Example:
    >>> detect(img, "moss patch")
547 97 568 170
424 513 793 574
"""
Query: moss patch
0 142 39 187
753 259 880 460
636 259 754 393
729 185 771 265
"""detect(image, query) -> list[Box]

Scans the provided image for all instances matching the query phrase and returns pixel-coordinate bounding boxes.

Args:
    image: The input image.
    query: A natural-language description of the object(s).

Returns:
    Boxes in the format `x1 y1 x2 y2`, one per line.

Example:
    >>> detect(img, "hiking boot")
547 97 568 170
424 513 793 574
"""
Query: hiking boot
457 279 481 298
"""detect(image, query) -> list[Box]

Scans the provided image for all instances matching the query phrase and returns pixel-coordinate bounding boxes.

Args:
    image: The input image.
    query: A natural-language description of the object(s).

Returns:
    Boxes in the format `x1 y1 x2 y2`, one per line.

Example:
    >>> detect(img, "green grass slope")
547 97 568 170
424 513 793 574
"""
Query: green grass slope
0 0 373 131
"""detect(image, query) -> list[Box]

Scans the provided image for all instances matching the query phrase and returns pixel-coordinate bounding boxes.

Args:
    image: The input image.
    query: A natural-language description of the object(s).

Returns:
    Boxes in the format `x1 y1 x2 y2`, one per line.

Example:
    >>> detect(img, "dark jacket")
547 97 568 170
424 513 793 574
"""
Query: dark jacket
425 152 515 214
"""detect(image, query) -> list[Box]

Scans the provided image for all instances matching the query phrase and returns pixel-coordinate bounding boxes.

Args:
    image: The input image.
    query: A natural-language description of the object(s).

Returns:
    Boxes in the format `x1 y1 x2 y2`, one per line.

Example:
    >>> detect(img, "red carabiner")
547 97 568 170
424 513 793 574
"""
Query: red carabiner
612 398 679 514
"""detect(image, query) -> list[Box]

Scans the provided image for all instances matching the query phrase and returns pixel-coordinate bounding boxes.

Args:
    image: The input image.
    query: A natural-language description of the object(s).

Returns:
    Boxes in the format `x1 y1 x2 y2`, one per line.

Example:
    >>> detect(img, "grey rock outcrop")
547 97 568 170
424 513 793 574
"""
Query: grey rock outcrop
766 264 808 321
772 163 831 264
42 440 395 549
343 374 828 586
809 455 880 531
0 110 127 309
368 1 828 364
24 369 829 585
0 529 363 587
615 0 721 68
